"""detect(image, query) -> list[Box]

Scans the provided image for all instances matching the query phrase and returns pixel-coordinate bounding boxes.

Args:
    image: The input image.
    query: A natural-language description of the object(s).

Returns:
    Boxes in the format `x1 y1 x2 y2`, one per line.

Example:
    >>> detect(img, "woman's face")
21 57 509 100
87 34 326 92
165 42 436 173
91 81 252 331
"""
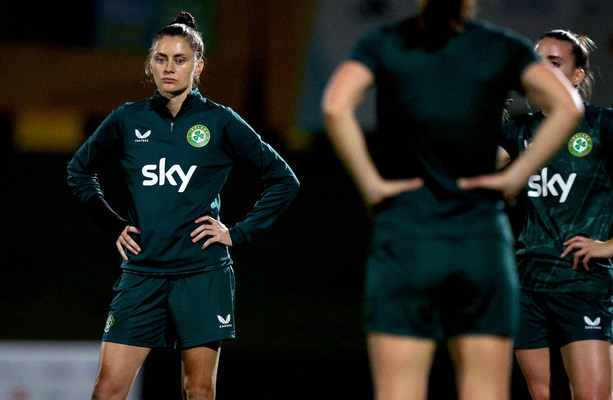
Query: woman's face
150 36 204 98
536 37 585 87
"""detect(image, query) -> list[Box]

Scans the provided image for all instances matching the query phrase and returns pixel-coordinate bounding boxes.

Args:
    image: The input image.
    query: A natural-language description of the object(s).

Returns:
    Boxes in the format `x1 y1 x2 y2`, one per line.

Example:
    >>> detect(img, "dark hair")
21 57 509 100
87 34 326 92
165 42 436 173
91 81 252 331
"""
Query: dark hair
145 11 206 85
419 0 476 31
540 29 596 100
412 0 477 49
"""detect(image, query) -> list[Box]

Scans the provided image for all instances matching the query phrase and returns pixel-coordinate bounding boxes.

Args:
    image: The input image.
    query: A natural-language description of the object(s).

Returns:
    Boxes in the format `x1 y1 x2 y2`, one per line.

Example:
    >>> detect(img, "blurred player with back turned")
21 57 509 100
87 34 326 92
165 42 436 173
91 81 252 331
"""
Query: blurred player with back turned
321 0 583 399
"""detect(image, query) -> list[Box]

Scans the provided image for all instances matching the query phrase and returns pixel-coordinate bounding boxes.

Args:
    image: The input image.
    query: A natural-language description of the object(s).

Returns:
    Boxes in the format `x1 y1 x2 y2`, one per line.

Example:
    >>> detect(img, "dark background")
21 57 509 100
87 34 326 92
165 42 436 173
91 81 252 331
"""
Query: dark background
1 139 531 400
1 136 530 400
2 0 612 399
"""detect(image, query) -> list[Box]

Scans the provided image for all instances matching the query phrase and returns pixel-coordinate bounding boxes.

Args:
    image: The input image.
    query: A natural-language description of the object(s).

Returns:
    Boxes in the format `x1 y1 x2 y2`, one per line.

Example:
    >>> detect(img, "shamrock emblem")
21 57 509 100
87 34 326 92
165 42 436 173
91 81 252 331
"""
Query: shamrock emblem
192 130 206 142
568 133 592 157
187 125 211 148
574 138 587 152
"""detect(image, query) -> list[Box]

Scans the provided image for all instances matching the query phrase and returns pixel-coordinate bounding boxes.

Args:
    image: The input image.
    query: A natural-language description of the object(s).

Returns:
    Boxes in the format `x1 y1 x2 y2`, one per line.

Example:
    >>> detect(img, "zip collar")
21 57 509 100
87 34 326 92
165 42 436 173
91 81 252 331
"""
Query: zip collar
151 88 202 116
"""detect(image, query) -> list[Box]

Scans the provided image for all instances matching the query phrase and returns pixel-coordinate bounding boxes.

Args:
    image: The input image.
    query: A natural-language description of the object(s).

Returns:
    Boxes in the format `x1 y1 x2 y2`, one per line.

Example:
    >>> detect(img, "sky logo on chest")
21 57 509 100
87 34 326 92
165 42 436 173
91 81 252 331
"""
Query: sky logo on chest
527 167 576 203
142 158 196 193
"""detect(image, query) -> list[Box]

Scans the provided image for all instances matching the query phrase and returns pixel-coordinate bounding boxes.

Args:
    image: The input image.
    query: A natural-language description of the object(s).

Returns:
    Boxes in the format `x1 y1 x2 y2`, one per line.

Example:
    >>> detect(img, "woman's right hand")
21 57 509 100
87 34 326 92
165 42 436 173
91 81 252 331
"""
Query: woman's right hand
116 225 141 261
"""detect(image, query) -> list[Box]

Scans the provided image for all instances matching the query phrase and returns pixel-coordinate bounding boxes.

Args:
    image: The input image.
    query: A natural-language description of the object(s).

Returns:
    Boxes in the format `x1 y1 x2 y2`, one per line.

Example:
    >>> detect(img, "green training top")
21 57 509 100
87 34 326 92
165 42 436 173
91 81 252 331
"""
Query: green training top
68 89 299 275
501 104 613 292
350 18 538 234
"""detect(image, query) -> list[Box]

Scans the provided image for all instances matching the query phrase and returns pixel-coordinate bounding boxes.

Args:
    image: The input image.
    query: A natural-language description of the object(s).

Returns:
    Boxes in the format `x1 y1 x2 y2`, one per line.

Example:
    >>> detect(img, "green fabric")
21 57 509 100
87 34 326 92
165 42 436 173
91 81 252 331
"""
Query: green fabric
68 89 299 274
102 267 236 348
351 18 537 200
349 17 537 338
502 104 613 292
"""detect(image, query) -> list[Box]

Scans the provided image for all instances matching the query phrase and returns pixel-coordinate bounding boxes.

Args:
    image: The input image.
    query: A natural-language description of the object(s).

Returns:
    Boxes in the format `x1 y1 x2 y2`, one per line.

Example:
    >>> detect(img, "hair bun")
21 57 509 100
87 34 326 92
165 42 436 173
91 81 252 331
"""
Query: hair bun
173 11 196 29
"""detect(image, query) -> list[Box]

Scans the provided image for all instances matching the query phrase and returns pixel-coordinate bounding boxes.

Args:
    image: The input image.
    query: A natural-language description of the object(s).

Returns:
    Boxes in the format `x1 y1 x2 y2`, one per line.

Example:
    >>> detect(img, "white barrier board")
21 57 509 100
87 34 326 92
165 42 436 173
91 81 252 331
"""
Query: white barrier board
0 341 142 400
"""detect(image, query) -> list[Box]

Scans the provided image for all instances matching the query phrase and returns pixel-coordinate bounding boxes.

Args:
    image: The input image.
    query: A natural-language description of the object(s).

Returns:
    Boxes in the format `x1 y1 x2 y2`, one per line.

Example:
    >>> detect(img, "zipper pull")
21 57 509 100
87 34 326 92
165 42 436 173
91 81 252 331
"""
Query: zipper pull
170 121 174 133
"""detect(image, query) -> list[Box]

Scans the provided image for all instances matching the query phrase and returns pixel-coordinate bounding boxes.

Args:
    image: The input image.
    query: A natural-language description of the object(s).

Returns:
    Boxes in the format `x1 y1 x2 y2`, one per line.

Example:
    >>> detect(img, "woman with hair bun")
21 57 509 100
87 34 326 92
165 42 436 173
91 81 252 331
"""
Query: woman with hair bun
500 29 613 400
322 0 583 398
67 11 299 400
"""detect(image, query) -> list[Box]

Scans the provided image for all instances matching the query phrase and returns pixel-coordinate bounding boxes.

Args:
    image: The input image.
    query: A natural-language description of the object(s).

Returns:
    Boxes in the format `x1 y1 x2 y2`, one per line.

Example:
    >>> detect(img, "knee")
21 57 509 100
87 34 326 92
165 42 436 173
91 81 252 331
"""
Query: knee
527 385 552 400
91 386 109 400
183 379 215 400
91 380 129 400
91 381 108 400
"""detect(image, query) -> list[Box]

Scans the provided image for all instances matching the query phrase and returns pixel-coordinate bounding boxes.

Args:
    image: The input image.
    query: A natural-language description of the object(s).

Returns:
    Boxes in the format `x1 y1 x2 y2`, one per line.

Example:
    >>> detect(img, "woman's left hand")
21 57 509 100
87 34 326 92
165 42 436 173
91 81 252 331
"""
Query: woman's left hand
457 168 525 203
561 235 613 271
191 215 233 249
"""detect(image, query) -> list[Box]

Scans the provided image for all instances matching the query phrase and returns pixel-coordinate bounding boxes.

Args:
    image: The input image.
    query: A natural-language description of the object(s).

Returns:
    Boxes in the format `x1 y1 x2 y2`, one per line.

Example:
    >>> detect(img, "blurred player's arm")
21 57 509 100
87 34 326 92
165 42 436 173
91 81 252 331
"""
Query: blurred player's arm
322 60 423 207
459 61 583 199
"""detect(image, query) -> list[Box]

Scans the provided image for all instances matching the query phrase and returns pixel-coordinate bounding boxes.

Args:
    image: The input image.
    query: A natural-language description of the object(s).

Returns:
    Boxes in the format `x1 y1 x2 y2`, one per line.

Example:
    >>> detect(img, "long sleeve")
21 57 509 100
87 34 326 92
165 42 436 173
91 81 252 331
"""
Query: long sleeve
221 111 299 245
67 108 127 241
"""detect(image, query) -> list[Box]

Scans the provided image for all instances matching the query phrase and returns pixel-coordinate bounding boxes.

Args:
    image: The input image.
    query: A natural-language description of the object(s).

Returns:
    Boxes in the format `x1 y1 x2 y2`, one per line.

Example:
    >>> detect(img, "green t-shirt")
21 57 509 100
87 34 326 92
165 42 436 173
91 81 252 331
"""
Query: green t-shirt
350 18 538 235
502 104 613 292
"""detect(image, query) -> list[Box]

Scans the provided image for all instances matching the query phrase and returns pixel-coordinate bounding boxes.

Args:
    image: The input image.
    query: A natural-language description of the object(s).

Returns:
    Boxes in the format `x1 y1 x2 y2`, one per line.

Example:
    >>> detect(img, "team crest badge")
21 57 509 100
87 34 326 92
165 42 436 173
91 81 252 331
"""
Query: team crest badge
568 132 592 157
104 314 115 333
187 125 210 148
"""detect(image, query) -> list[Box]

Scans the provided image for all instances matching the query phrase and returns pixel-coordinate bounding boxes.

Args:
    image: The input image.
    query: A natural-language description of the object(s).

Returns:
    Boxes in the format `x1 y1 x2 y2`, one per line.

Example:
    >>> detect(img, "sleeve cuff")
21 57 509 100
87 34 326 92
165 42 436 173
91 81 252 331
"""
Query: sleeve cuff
83 195 129 242
229 225 249 246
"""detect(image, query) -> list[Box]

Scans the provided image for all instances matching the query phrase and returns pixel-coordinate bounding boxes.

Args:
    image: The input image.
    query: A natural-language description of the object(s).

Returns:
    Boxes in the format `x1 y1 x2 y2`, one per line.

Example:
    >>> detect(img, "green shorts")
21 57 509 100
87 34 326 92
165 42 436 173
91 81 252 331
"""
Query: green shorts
364 216 518 340
102 266 235 349
514 290 613 349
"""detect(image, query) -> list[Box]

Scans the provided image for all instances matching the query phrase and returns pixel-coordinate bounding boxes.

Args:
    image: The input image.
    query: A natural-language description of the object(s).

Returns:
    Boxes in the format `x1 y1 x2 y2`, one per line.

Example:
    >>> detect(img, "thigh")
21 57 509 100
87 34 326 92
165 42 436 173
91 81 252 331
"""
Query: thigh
169 266 236 349
103 273 170 348
94 342 150 399
367 332 437 400
561 340 613 399
515 347 551 392
182 344 222 395
515 347 571 400
448 335 514 400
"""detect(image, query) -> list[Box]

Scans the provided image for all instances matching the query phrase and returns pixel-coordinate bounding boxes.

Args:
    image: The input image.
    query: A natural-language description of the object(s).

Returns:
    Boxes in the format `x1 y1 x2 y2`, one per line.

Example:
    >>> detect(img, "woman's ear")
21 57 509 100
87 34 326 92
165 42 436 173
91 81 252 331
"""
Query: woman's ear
572 68 585 87
194 58 205 77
